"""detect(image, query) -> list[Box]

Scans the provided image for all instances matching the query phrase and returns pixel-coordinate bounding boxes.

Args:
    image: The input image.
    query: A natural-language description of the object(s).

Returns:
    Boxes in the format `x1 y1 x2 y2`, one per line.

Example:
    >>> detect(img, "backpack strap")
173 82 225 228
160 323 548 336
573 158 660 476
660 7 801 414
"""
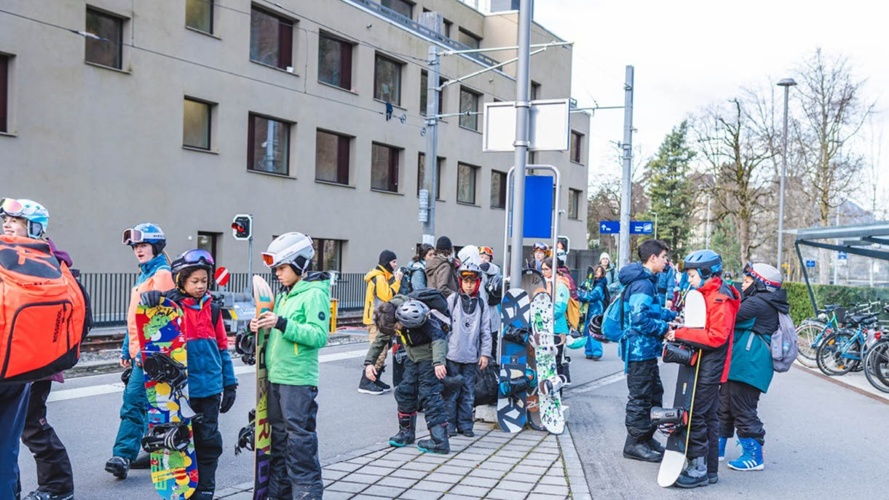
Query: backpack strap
211 302 222 330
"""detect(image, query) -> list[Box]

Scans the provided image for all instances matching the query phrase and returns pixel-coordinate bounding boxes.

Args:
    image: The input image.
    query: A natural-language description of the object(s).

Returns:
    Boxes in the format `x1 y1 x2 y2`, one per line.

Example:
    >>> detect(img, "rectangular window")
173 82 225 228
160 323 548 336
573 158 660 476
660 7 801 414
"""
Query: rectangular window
318 33 352 90
443 19 452 38
491 170 507 209
419 70 446 115
0 55 8 133
568 189 581 219
417 153 443 200
196 232 220 264
570 131 584 163
382 0 413 19
183 98 212 150
85 8 124 69
457 162 478 204
315 129 350 185
371 143 399 192
247 113 291 175
185 0 213 33
459 87 480 130
250 7 293 70
457 28 481 49
374 54 402 106
531 81 541 100
312 238 343 272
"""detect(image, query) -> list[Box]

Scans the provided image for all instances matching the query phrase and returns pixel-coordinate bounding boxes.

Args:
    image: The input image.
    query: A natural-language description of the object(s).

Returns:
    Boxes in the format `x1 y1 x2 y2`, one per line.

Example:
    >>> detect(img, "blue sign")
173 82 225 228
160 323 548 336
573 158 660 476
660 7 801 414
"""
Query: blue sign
805 260 816 268
838 252 848 261
630 221 654 235
523 176 554 238
599 221 620 234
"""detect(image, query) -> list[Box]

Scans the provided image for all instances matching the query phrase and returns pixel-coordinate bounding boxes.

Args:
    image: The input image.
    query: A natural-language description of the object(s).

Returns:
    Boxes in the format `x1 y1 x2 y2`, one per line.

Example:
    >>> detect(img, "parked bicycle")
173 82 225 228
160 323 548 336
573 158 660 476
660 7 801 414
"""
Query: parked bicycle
863 305 889 393
815 312 880 376
796 301 883 368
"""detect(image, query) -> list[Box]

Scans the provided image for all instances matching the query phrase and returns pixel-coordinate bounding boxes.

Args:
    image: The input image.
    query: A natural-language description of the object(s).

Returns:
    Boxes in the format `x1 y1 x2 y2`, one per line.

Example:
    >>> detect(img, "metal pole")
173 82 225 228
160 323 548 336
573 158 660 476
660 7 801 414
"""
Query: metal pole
653 212 658 240
421 46 440 246
508 0 533 283
777 78 796 271
705 195 711 248
833 208 839 284
247 236 254 295
619 66 634 268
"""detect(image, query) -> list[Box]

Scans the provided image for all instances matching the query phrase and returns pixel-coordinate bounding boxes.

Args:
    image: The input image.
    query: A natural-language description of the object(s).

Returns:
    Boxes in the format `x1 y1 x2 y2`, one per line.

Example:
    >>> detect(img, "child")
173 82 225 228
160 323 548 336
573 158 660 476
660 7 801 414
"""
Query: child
250 232 329 499
359 249 404 395
142 249 238 500
106 223 176 480
445 264 492 437
668 249 740 488
578 265 610 360
366 299 451 454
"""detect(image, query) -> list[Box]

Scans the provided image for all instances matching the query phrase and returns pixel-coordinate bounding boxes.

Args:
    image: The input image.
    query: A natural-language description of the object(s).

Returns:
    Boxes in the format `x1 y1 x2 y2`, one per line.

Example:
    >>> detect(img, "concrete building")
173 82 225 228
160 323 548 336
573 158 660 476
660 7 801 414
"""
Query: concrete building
0 0 590 274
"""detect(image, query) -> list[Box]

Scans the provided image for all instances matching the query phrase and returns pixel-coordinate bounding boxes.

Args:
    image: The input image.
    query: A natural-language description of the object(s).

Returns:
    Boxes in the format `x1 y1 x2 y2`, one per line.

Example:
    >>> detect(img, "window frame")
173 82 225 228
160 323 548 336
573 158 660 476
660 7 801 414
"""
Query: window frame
568 188 581 219
0 54 9 133
570 130 584 164
371 142 400 193
457 28 481 50
459 86 481 131
249 6 294 71
420 70 446 116
182 97 213 151
185 0 214 34
490 170 507 209
312 238 344 272
417 153 444 200
374 54 403 106
318 32 353 90
457 162 479 205
85 7 124 70
315 129 351 186
247 112 292 176
196 231 220 265
382 0 414 19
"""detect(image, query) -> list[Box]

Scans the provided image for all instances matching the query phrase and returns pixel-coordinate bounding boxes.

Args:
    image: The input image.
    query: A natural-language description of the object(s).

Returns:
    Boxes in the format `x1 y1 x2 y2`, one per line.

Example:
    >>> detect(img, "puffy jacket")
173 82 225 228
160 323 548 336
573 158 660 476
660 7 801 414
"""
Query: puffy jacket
578 278 608 332
362 265 402 325
267 273 331 386
446 293 492 363
729 288 788 393
408 260 427 291
674 277 740 385
618 263 676 362
657 263 676 307
426 254 458 298
164 289 237 398
604 264 619 293
125 255 176 360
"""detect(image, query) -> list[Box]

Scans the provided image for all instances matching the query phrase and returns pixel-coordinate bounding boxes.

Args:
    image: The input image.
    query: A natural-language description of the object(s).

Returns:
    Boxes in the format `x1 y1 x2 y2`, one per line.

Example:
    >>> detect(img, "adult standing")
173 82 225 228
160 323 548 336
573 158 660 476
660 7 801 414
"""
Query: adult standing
359 250 403 395
599 252 619 293
578 265 610 360
408 243 434 292
426 236 458 298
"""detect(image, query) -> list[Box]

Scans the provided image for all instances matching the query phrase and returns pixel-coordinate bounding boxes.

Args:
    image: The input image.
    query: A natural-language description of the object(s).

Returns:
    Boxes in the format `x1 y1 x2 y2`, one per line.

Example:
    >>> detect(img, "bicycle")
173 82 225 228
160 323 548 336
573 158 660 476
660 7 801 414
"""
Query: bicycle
796 304 844 368
815 312 880 376
863 304 889 393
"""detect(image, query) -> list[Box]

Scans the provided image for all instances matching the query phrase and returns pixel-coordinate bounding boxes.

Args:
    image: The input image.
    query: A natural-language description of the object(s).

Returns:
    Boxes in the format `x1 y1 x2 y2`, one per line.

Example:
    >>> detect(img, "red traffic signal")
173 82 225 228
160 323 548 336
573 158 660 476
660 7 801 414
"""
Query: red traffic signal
232 214 253 240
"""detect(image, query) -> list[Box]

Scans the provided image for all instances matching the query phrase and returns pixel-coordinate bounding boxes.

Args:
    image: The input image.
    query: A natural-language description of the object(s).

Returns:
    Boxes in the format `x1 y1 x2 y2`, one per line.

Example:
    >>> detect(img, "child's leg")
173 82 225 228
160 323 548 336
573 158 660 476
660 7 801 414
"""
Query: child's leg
266 383 292 499
686 382 720 460
395 358 420 413
444 360 460 435
457 363 478 433
111 365 148 461
416 361 447 428
189 395 223 498
731 381 765 444
273 384 323 499
624 359 657 442
718 382 736 439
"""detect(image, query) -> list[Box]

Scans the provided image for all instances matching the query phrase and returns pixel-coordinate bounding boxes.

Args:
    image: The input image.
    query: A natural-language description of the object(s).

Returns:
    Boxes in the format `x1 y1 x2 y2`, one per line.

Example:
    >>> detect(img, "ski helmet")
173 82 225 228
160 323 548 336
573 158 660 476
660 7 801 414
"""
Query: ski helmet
122 223 167 256
743 262 782 293
479 246 494 258
1 198 49 239
457 245 481 267
486 274 503 303
262 232 314 275
458 262 482 295
396 300 429 329
171 249 215 286
682 249 723 280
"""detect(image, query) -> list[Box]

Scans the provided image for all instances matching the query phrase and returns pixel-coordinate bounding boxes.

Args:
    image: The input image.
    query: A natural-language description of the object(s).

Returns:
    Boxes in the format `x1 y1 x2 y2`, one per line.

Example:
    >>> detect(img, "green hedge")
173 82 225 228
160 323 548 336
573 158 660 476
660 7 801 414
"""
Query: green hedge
783 282 889 324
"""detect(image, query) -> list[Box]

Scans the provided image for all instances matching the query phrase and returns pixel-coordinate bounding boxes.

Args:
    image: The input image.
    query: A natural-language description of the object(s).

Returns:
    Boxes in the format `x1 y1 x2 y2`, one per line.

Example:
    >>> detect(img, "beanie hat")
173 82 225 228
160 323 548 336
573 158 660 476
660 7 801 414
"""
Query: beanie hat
436 236 453 253
599 252 611 262
378 250 397 270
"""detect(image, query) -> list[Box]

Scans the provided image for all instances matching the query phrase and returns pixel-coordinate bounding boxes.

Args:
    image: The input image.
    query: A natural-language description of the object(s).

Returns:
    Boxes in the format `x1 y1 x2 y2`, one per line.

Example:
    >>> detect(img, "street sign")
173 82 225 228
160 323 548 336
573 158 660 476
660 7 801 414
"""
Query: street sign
838 252 848 261
805 260 816 268
483 99 570 152
215 266 230 287
630 221 654 235
599 221 620 234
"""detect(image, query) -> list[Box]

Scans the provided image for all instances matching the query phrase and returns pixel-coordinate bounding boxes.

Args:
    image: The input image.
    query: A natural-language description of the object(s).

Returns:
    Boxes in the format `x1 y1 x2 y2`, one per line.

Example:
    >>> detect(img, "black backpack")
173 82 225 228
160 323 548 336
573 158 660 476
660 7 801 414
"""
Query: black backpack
408 288 450 319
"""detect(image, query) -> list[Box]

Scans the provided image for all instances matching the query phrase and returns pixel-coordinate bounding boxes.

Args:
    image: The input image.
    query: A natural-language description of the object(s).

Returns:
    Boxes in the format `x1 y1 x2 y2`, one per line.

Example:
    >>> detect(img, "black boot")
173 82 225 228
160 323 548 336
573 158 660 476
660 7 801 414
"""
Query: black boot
104 456 130 479
675 457 709 488
358 371 384 395
417 423 450 454
622 435 662 463
389 412 416 447
646 436 666 454
131 449 151 469
376 365 391 392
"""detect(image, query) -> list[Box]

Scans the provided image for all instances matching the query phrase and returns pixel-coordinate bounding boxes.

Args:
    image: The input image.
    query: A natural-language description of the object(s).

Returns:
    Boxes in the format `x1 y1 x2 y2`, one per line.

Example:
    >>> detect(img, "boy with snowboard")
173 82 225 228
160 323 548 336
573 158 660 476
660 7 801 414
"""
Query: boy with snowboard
667 249 740 487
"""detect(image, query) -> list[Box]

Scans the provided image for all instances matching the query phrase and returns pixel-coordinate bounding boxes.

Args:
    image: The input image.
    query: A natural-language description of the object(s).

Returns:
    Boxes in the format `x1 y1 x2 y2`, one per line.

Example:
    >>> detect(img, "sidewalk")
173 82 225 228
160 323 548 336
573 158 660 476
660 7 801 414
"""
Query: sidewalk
216 422 592 500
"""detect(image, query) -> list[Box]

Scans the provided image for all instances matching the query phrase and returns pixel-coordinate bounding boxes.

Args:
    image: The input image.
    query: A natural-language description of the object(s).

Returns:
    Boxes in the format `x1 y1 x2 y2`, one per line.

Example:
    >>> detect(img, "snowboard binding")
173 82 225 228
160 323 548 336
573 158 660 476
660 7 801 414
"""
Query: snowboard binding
502 326 530 345
650 406 688 436
499 370 535 397
143 352 188 391
235 330 256 365
141 422 191 453
234 409 256 455
539 374 568 397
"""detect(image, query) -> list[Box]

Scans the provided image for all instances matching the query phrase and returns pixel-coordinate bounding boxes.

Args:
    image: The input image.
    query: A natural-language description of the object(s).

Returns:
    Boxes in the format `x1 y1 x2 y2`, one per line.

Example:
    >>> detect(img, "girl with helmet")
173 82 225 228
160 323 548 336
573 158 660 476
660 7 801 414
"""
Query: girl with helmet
249 232 330 499
141 250 238 500
106 223 176 480
578 265 610 360
666 249 741 488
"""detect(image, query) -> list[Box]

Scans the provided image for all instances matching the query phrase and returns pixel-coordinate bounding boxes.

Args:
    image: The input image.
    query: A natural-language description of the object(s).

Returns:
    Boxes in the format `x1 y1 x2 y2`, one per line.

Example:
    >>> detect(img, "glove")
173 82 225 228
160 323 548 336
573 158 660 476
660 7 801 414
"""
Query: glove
220 385 237 413
140 291 163 307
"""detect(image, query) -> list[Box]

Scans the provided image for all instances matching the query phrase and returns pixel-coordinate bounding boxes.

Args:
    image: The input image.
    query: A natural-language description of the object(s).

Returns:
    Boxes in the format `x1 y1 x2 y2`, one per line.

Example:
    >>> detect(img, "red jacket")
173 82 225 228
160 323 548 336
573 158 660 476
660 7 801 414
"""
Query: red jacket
674 277 740 384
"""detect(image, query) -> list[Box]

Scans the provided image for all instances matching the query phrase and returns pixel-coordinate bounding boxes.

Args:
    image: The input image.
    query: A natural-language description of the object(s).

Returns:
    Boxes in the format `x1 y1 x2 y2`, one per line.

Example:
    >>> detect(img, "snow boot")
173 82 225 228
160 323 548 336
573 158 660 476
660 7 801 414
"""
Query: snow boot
376 366 391 392
646 436 665 455
24 491 74 500
675 456 709 488
104 456 130 479
622 435 662 463
718 436 728 461
389 412 417 447
358 372 385 395
417 423 450 454
708 472 719 484
727 437 764 471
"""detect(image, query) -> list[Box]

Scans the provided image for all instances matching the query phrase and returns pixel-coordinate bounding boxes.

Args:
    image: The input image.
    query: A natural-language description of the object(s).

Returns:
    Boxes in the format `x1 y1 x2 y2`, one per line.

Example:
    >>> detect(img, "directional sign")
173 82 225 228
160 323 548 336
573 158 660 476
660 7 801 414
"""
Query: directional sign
805 260 816 268
630 221 654 235
599 221 620 234
838 252 848 261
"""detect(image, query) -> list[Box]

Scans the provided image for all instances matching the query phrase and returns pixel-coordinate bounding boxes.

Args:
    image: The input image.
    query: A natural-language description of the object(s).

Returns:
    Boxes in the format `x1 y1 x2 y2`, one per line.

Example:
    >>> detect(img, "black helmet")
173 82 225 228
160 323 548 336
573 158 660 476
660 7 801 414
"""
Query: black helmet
171 249 214 286
486 274 503 304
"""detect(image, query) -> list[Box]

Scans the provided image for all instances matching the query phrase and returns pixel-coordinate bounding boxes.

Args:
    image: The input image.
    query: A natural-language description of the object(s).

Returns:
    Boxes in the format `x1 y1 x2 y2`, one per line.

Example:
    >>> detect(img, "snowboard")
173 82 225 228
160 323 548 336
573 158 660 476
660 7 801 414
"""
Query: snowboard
497 288 531 433
530 291 565 435
519 269 546 430
520 268 545 297
136 298 198 500
252 275 275 499
656 289 707 488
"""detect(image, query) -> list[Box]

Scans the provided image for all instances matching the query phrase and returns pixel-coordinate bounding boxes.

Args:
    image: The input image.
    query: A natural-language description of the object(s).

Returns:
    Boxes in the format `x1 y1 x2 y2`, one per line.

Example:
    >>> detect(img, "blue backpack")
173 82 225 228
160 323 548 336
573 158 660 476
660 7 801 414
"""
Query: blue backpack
600 287 630 342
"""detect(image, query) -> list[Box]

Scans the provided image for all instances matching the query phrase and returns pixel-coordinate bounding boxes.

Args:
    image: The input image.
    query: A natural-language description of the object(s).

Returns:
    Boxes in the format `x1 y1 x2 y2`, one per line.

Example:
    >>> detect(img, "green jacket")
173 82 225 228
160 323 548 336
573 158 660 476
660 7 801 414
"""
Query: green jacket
267 274 331 386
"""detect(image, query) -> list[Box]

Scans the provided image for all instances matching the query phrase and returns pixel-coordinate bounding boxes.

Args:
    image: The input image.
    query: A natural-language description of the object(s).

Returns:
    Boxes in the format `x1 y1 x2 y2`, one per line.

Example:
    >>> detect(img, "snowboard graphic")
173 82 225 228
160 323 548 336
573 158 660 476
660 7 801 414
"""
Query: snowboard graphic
136 298 198 500
530 291 565 435
498 288 531 433
252 275 275 499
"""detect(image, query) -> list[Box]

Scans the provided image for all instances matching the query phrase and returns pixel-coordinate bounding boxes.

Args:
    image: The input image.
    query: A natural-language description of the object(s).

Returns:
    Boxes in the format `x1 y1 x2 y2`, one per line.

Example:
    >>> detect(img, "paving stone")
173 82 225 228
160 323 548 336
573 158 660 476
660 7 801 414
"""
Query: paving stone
366 450 387 458
501 472 539 484
356 465 397 477
434 464 473 476
323 468 350 481
400 461 434 471
361 485 407 497
391 468 428 480
458 475 499 489
479 460 515 472
484 488 527 499
512 464 549 475
424 472 463 484
341 472 381 485
411 480 452 493
321 491 355 500
497 449 528 458
520 458 557 468
486 454 520 464
448 484 490 497
526 494 564 500
325 481 370 494
438 494 478 500
327 462 363 473
377 476 419 489
538 474 568 486
397 490 442 500
445 458 482 469
532 483 569 495
347 456 375 465
571 494 593 500
371 458 411 468
496 477 538 492
452 452 490 462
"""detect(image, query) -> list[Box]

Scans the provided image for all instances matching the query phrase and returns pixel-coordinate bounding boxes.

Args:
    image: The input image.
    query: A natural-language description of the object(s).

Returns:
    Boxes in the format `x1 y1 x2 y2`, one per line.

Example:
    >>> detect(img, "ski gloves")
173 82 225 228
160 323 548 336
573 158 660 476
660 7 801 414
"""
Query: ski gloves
141 291 164 307
220 385 237 413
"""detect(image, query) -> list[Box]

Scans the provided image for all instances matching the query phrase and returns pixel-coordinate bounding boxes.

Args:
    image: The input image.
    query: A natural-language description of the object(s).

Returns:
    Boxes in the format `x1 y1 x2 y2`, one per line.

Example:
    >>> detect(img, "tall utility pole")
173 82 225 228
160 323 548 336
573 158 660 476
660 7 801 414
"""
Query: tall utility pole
421 46 441 246
776 77 797 272
619 66 635 268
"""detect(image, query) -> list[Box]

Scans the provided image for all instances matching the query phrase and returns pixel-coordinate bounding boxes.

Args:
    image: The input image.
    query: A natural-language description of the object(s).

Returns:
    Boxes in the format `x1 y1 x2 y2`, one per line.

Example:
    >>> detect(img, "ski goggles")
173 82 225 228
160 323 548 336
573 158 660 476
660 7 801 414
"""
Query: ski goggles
743 262 781 288
459 270 480 280
532 242 549 251
0 198 25 217
122 227 164 246
479 246 494 257
180 248 215 266
261 252 279 267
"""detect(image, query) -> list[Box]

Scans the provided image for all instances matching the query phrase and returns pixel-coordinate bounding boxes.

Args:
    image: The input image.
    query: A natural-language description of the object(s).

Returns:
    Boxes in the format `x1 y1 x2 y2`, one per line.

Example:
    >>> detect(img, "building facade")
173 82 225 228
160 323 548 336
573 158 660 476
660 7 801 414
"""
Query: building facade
0 0 590 273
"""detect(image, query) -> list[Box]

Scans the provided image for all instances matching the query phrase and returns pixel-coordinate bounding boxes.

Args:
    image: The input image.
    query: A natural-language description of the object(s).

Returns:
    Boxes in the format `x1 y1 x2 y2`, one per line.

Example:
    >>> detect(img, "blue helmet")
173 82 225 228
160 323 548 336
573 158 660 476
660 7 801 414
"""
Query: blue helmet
682 250 723 280
1 198 49 239
122 222 167 256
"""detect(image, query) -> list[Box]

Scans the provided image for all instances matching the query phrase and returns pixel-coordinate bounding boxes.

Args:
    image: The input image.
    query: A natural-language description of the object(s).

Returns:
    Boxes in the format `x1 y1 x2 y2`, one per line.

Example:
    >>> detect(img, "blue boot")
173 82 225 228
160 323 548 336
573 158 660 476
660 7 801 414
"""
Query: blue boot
718 437 727 462
727 437 764 471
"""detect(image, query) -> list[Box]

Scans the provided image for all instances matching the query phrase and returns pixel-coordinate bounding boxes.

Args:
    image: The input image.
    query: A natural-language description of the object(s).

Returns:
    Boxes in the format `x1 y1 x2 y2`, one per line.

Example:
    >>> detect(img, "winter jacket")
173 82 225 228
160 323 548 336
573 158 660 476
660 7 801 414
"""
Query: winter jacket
673 277 740 385
362 265 402 325
125 255 176 360
479 262 501 305
267 273 331 386
408 260 427 291
657 263 676 307
729 288 788 393
446 293 492 363
578 278 608 332
364 315 448 366
618 263 677 362
551 278 570 334
604 264 619 293
426 254 458 298
163 289 237 398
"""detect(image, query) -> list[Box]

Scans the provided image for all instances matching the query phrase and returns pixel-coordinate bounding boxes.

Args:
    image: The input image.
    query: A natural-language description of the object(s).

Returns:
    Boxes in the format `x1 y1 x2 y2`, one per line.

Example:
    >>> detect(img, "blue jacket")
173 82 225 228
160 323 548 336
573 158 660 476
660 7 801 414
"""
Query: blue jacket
553 280 570 334
618 263 676 362
657 263 676 307
578 278 608 333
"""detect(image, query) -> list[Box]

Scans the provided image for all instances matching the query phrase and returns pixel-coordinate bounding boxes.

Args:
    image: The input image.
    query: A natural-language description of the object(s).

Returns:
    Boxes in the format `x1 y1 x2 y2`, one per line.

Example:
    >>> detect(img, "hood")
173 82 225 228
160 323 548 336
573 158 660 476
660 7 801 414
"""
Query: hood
428 254 452 272
747 287 790 314
290 274 331 295
364 266 391 283
618 262 654 286
409 260 426 271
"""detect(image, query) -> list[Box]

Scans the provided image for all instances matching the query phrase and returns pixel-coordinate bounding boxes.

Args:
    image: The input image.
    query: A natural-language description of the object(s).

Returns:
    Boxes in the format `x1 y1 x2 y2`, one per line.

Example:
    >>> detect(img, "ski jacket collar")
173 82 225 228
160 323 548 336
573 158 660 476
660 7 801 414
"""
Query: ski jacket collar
137 254 170 285
364 266 392 283
618 262 656 287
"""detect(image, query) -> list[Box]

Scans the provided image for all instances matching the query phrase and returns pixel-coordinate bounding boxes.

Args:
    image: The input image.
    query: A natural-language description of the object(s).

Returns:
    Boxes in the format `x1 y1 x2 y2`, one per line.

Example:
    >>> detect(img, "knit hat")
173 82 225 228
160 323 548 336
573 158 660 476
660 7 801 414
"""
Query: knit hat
599 252 611 262
436 236 453 253
378 250 397 270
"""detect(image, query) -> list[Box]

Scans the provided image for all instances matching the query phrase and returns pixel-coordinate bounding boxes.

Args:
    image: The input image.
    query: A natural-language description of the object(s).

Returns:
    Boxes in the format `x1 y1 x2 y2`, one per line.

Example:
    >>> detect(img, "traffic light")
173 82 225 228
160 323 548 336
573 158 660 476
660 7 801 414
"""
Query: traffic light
232 214 253 240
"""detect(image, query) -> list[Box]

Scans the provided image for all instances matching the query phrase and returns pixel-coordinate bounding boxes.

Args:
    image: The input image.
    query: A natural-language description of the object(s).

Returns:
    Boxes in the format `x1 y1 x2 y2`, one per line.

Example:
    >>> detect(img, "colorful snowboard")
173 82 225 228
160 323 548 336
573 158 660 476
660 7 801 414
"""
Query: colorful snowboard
520 269 546 430
498 288 531 433
530 291 565 434
136 298 198 500
252 275 275 499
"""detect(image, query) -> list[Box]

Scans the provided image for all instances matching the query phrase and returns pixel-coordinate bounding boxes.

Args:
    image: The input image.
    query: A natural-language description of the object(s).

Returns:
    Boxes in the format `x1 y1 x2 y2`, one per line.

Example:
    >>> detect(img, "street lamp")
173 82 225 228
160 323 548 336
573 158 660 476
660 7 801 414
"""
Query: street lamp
776 78 797 272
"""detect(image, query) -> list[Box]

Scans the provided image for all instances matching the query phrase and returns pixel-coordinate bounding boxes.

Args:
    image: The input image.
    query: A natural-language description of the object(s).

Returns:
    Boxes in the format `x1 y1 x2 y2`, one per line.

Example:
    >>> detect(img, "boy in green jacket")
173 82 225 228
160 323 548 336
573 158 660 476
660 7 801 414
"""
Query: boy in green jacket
250 232 330 499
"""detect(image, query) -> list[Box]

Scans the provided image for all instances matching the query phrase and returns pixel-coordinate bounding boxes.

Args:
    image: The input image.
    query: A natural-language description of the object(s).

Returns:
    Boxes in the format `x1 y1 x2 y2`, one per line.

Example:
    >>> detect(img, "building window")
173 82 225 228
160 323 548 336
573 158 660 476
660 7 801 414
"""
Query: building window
315 129 350 185
85 8 124 69
197 232 219 264
247 113 291 175
491 170 507 209
185 0 213 33
374 54 402 105
417 153 443 200
570 131 584 163
318 33 352 90
382 0 413 19
420 71 446 115
457 162 478 204
443 19 453 38
371 143 400 192
568 189 581 219
457 28 481 49
0 54 8 133
312 238 343 272
531 81 541 100
250 7 293 70
459 87 480 131
183 98 212 150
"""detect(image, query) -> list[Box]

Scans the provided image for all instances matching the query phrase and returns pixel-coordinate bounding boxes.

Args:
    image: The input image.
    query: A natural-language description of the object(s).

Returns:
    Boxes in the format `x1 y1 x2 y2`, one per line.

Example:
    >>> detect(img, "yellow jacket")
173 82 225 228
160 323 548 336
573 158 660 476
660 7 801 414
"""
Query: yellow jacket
363 265 401 325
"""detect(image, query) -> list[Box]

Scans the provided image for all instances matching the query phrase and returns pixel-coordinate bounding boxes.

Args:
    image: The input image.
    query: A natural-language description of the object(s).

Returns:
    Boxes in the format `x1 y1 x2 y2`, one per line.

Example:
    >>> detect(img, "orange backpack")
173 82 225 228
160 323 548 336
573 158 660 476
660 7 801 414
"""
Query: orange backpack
0 235 87 382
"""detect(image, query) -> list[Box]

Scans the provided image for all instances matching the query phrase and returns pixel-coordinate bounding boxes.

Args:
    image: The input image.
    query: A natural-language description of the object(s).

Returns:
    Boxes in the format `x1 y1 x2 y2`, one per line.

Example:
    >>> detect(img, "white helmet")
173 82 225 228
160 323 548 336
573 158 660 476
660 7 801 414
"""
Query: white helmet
262 232 315 274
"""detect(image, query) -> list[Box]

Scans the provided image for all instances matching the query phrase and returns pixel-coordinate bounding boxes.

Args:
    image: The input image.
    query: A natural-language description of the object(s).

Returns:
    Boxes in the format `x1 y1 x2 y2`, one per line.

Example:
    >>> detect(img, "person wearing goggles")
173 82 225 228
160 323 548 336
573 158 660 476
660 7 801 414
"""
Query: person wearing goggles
531 242 549 272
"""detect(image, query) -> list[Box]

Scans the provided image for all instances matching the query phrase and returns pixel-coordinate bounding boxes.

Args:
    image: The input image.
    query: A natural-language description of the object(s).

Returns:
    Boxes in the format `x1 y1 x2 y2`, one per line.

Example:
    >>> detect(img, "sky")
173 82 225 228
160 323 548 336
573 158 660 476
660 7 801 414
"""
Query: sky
533 0 889 212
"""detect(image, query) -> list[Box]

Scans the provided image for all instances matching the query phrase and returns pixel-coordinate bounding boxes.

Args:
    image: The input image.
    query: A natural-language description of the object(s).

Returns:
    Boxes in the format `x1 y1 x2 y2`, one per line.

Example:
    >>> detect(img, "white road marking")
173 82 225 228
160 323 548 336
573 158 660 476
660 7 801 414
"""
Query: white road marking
568 371 627 395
